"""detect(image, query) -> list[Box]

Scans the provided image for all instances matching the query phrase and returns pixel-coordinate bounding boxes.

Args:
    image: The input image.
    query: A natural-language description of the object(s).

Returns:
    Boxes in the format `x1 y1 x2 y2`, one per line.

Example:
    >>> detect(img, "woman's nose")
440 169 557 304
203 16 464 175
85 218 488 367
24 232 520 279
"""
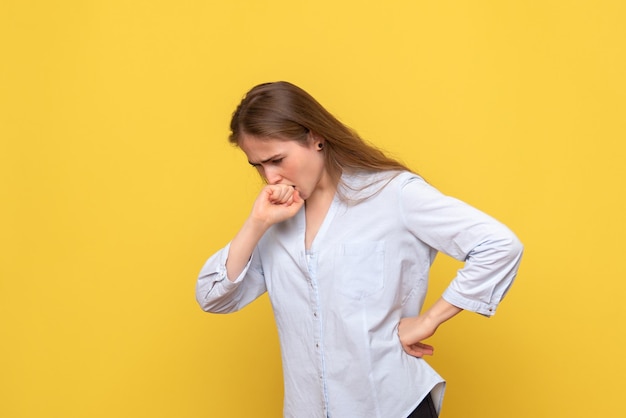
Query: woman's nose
264 166 282 184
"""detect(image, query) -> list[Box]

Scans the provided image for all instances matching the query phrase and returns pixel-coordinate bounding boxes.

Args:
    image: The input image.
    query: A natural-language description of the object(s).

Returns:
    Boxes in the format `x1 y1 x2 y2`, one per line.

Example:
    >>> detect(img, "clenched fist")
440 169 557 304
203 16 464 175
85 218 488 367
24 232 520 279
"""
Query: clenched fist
250 184 304 227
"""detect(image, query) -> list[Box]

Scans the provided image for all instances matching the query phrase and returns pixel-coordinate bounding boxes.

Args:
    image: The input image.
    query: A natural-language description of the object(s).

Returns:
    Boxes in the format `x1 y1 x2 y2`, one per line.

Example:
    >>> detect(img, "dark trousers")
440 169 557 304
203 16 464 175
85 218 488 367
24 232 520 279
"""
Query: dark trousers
406 393 438 418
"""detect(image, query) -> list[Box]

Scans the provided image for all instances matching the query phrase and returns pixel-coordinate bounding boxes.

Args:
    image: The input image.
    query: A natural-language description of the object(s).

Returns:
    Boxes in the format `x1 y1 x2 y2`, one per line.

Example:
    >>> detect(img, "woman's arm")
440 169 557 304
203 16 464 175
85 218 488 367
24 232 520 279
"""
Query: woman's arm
397 174 523 357
196 184 303 313
226 184 303 280
398 298 463 357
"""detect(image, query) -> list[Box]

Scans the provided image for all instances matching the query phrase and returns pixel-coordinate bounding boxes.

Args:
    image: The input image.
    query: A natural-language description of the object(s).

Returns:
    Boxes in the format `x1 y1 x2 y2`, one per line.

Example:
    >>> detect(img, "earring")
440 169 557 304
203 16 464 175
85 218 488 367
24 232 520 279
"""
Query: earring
318 143 324 150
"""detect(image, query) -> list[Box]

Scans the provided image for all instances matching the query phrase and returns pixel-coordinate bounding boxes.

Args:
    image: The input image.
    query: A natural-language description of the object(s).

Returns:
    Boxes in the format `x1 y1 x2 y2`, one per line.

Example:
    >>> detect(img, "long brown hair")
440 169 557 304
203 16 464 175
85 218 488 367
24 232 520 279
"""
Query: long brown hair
229 81 411 188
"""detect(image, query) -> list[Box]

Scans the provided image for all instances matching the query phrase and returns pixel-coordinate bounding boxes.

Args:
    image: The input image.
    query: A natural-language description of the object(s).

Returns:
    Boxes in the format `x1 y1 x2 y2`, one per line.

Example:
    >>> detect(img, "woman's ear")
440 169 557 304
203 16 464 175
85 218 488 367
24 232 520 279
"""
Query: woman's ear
308 131 324 150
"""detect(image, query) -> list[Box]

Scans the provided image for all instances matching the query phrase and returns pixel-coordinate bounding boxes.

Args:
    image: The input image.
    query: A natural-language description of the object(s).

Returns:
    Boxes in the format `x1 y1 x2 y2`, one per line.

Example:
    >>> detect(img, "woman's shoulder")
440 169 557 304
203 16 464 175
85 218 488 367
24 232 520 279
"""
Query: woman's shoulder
339 170 425 202
341 169 420 183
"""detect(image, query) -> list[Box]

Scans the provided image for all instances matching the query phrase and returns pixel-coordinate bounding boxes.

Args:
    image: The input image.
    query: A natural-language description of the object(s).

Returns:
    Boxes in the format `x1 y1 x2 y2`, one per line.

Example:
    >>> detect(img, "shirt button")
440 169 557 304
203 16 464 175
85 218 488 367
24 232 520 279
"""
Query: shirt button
313 312 318 317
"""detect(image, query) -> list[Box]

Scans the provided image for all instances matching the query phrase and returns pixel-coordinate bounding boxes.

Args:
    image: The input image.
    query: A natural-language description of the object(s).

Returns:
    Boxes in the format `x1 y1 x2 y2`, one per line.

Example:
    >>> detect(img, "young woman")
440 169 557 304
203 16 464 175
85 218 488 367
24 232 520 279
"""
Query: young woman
196 81 523 418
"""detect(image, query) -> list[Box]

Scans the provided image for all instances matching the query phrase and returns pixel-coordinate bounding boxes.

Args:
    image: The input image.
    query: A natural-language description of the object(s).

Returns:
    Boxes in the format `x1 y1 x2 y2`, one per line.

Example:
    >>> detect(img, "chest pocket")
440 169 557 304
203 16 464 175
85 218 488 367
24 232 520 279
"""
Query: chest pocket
337 241 385 299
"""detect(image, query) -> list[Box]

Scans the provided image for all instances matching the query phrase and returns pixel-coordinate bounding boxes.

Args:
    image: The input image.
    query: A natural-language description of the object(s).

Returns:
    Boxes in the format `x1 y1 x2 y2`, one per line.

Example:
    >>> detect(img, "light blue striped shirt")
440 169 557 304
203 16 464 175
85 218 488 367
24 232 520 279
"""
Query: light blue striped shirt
196 171 523 418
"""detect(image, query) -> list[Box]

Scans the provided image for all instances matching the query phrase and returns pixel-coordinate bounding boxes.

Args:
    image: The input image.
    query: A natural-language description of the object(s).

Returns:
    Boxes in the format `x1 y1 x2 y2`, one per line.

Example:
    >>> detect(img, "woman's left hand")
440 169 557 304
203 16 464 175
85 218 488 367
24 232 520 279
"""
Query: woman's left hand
397 315 436 358
398 298 463 358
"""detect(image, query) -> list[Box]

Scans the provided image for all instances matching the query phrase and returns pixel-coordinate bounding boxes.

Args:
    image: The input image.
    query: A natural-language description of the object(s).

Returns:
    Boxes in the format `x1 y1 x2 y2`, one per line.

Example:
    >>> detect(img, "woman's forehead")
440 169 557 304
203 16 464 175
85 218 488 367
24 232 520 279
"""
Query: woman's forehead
240 135 287 160
240 134 280 149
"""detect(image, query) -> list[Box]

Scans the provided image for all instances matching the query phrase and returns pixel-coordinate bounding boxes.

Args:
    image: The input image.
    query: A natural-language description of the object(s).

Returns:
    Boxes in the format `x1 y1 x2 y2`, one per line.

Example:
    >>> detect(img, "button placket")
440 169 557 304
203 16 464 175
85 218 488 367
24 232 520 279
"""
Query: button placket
305 249 330 411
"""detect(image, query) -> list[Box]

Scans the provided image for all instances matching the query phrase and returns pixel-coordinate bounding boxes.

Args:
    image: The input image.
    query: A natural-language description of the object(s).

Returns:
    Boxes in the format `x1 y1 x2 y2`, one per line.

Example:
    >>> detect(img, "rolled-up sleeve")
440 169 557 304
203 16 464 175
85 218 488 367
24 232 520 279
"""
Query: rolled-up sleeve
400 176 523 316
195 243 267 313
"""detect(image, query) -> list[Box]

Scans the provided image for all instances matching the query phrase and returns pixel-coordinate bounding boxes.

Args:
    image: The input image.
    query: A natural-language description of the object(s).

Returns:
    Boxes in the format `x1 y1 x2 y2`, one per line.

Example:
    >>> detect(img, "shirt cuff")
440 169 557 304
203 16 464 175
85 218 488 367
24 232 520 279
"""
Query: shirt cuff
442 287 498 317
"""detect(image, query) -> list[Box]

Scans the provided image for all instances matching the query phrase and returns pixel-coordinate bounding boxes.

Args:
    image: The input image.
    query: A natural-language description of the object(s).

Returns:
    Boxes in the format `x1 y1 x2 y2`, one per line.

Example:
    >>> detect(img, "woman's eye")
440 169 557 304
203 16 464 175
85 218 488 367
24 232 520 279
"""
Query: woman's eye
272 158 283 164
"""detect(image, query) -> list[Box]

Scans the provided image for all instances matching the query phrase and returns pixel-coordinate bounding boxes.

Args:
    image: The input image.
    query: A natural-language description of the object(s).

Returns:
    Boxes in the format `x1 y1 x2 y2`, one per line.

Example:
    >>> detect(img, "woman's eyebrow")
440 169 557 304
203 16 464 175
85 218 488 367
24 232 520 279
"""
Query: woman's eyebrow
248 154 282 165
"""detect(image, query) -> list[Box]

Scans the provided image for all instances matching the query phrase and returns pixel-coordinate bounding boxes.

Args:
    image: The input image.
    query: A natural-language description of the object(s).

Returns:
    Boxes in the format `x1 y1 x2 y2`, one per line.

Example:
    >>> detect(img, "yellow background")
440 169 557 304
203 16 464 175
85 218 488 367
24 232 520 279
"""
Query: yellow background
1 1 624 417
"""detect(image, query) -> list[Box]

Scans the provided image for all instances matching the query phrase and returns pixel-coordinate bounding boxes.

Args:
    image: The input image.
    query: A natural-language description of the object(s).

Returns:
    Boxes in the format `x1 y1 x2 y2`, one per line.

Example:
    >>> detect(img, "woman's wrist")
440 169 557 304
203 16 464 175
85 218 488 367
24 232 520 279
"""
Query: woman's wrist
422 298 463 329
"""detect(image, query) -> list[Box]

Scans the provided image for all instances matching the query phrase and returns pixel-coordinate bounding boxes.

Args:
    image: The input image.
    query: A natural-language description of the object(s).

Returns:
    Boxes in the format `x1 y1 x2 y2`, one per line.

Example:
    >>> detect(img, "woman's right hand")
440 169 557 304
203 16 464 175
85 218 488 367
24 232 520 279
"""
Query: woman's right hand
250 184 304 227
225 185 303 281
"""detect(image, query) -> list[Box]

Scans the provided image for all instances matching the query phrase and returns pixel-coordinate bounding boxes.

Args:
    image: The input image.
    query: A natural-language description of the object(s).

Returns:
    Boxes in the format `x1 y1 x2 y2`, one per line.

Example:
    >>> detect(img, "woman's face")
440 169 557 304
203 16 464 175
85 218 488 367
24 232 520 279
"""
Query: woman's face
239 134 327 201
